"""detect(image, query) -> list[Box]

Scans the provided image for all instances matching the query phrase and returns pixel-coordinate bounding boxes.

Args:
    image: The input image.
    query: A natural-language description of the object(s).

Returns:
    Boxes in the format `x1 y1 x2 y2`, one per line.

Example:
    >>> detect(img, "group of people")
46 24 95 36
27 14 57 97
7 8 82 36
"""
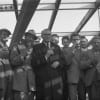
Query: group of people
0 28 100 100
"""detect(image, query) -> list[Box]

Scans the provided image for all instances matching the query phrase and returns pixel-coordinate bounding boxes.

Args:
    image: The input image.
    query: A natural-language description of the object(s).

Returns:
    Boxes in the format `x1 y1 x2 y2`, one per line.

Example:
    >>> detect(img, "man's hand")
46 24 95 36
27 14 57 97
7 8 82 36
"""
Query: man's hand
51 61 60 68
45 49 54 60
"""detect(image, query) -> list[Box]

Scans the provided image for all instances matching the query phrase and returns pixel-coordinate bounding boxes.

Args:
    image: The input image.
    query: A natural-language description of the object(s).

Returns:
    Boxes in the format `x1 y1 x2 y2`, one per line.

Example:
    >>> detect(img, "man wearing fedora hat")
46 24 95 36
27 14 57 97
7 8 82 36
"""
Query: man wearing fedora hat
10 30 37 100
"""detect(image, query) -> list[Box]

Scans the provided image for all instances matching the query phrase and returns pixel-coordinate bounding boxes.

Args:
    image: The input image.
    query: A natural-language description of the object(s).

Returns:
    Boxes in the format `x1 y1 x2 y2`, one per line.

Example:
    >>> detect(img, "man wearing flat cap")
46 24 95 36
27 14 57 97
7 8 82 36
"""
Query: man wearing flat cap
26 30 37 40
31 29 66 100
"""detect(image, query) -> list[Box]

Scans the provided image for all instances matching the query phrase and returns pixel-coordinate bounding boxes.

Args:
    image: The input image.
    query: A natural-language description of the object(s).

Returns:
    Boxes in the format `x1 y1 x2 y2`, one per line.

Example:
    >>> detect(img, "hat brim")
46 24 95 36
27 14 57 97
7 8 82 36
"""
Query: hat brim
25 34 38 40
0 29 11 36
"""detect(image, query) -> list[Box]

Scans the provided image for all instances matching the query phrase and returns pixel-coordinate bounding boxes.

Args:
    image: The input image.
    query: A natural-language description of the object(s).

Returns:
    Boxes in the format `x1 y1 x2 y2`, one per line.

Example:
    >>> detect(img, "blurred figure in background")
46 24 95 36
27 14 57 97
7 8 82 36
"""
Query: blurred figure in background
78 36 92 100
86 36 100 100
0 29 13 100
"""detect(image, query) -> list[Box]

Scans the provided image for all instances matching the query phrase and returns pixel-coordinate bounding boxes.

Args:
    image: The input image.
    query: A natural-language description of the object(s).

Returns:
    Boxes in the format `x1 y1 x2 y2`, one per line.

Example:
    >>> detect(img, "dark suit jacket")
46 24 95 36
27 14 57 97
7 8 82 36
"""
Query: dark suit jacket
31 42 65 71
31 42 66 100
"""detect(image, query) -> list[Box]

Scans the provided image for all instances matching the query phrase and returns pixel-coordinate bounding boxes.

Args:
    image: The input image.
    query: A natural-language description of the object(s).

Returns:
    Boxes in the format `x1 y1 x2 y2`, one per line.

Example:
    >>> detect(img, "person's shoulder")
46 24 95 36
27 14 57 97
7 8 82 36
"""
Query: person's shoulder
32 43 43 51
34 43 43 48
86 48 92 53
87 49 93 55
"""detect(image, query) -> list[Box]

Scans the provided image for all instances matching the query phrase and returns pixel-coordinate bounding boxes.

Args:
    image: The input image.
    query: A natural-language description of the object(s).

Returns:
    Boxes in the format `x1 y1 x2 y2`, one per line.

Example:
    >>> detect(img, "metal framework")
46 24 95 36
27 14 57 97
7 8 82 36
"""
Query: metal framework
10 0 40 48
48 0 61 30
74 0 100 34
13 0 19 20
33 31 100 36
0 0 100 43
0 2 99 12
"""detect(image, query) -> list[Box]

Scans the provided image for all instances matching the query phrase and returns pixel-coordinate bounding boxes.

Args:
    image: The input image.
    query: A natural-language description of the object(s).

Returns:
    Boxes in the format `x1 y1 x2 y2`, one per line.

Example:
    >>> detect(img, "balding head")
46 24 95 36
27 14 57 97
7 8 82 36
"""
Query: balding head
41 29 51 42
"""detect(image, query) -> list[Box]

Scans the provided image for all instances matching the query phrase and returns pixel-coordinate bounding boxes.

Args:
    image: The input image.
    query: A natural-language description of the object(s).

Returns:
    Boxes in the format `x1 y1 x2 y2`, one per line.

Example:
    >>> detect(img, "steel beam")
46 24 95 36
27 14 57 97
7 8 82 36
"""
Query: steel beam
48 0 61 30
10 0 40 48
74 0 100 34
13 0 19 20
0 2 98 12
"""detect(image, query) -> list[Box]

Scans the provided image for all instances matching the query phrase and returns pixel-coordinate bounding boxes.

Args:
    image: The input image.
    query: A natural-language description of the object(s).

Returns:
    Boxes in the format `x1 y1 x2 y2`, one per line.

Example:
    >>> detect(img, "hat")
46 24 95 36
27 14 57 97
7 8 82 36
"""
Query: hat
0 29 11 36
25 29 37 40
52 34 59 37
28 29 35 34
41 29 51 35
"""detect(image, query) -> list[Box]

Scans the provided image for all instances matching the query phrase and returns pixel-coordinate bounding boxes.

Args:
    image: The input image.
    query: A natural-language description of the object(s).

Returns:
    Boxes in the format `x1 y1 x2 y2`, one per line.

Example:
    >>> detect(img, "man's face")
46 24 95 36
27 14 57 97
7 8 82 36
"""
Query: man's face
81 38 88 48
0 32 9 42
94 39 100 50
25 35 34 47
42 30 51 42
72 36 80 45
51 36 59 45
25 35 34 42
62 38 70 47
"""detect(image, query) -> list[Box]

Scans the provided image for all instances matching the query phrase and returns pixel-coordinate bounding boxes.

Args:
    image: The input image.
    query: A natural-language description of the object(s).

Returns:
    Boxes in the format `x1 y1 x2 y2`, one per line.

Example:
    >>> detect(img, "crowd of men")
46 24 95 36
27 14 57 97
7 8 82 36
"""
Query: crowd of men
0 28 100 100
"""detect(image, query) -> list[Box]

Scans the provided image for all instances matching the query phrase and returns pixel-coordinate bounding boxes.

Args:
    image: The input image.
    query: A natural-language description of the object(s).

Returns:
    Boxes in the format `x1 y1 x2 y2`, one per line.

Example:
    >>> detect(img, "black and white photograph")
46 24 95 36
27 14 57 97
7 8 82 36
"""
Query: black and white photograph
0 0 100 100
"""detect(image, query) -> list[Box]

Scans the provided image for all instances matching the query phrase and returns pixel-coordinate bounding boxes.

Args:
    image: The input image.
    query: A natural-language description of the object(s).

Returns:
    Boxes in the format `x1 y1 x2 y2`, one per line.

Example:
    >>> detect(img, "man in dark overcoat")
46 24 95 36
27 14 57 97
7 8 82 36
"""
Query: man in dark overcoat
31 29 66 100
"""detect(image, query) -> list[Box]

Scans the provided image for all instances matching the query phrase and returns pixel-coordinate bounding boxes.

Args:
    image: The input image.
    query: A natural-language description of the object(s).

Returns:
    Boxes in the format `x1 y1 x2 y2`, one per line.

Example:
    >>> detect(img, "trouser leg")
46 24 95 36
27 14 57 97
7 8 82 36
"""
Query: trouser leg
0 89 4 100
63 82 68 100
68 84 78 100
88 81 100 100
13 91 29 100
5 76 13 100
62 70 68 100
78 80 86 100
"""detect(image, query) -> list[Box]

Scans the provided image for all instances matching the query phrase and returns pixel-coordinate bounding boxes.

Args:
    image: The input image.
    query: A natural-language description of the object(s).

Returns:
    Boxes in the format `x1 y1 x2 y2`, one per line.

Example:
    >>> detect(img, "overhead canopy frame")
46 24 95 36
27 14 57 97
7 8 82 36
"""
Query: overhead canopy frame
74 0 100 35
48 0 61 30
10 0 40 48
13 0 19 20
